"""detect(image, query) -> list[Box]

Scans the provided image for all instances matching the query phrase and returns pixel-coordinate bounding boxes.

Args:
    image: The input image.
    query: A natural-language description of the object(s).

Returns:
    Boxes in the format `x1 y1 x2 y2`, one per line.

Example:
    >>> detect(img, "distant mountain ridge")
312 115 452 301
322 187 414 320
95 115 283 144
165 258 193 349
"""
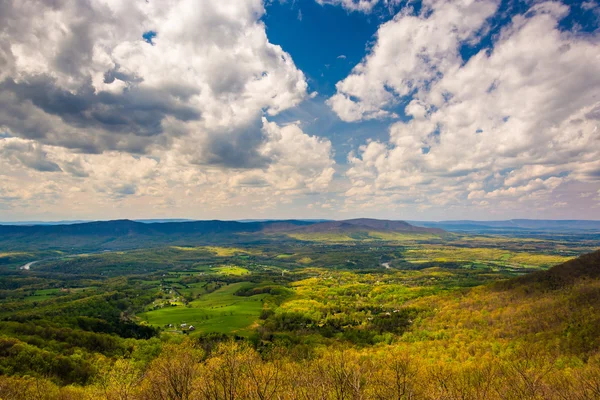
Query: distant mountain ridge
0 218 329 226
0 218 437 235
410 219 600 232
3 218 599 231
0 219 313 236
290 218 444 235
0 218 441 250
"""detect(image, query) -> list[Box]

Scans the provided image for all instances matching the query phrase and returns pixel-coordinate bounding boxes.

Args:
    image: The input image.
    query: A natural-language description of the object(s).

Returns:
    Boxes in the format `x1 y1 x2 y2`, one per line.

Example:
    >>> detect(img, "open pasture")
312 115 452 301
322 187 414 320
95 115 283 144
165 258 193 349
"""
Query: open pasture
210 265 250 276
403 246 573 268
139 282 267 335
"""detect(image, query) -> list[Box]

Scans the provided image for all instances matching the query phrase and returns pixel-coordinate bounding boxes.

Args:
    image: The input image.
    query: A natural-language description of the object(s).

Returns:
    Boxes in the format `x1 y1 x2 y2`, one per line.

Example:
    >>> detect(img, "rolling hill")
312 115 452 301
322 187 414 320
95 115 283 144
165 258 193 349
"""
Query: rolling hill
411 219 600 232
0 218 443 251
498 248 600 291
290 218 444 234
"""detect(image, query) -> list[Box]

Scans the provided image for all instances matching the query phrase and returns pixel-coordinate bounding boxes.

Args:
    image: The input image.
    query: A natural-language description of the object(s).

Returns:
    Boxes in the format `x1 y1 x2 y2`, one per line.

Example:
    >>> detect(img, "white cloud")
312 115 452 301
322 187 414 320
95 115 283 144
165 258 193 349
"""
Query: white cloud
581 1 598 11
0 118 336 217
315 0 380 13
1 0 599 220
0 0 339 219
315 0 403 13
340 2 600 214
327 0 500 121
0 0 308 161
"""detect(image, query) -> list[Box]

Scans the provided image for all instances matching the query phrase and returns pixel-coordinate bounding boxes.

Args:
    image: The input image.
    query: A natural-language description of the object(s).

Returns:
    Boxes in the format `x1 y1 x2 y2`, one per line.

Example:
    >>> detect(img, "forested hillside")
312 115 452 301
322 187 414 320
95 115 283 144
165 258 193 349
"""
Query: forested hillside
0 232 598 399
0 219 441 251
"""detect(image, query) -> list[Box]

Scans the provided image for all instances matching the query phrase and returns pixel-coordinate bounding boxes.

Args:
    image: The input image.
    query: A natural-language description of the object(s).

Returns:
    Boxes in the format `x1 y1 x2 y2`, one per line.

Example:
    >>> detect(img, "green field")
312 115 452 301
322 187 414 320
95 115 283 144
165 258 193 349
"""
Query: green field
139 282 267 335
177 281 209 298
275 253 294 258
23 288 62 302
210 265 250 276
403 246 573 267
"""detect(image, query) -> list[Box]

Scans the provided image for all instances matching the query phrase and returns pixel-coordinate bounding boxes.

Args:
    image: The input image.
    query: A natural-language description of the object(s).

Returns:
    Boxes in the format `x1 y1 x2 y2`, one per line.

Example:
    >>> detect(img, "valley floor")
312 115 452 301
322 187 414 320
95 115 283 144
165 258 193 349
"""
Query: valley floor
0 230 599 399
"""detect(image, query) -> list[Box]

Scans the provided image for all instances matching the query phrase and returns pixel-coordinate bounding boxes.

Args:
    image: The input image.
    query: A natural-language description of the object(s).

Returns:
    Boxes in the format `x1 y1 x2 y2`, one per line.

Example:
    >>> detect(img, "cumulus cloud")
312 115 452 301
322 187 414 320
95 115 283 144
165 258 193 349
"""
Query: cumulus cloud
0 118 335 216
0 0 339 218
340 1 600 213
327 0 500 121
0 0 307 161
315 0 402 13
315 0 381 13
2 0 598 219
260 118 336 192
0 138 61 172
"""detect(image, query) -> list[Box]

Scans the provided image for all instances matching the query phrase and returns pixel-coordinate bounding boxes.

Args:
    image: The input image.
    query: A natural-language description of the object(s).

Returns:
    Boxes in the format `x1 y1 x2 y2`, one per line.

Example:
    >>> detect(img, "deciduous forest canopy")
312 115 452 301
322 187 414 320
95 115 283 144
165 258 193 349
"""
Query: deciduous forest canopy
0 218 599 399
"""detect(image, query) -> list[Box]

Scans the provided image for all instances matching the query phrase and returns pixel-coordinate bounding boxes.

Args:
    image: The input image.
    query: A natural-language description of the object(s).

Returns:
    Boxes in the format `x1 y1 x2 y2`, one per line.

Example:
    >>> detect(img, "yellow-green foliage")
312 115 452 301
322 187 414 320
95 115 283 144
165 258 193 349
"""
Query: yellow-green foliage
203 246 259 257
210 265 250 276
405 246 573 267
170 246 208 252
279 269 455 328
287 231 438 243
0 252 32 258
4 338 598 400
508 252 572 266
170 246 259 257
456 235 544 244
367 231 438 241
1 234 596 399
275 254 294 259
287 233 356 242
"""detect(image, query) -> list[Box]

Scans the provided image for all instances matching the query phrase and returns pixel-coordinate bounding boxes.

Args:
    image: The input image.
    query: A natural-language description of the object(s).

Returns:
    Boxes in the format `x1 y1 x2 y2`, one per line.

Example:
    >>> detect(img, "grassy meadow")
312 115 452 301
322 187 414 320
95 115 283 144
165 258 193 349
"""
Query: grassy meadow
139 282 267 336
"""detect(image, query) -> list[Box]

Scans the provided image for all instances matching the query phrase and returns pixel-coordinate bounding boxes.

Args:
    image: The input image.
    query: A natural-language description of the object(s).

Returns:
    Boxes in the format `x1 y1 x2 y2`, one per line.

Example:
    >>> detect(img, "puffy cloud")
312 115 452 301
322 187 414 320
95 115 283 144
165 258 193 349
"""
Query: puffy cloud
0 117 335 216
340 1 600 214
327 0 500 121
2 0 598 219
314 0 402 13
315 0 381 13
0 0 307 162
0 0 340 218
0 138 61 172
260 118 336 192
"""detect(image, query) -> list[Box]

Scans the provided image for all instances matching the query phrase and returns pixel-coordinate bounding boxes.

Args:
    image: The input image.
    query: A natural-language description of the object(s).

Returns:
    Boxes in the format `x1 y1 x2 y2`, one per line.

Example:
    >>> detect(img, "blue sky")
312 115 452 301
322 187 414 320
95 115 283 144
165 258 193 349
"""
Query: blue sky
264 1 396 96
0 0 599 221
264 1 402 164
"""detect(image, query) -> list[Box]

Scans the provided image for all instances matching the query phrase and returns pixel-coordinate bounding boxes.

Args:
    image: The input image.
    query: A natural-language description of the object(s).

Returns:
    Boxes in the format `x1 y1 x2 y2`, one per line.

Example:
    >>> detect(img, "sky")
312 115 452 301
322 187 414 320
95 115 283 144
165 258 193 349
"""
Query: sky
0 0 600 222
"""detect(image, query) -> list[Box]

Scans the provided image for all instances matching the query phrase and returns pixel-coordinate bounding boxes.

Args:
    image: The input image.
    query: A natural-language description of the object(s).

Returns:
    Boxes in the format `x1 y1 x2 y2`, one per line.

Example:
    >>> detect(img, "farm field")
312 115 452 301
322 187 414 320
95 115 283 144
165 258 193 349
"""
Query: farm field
139 282 268 335
402 246 574 268
22 288 62 302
